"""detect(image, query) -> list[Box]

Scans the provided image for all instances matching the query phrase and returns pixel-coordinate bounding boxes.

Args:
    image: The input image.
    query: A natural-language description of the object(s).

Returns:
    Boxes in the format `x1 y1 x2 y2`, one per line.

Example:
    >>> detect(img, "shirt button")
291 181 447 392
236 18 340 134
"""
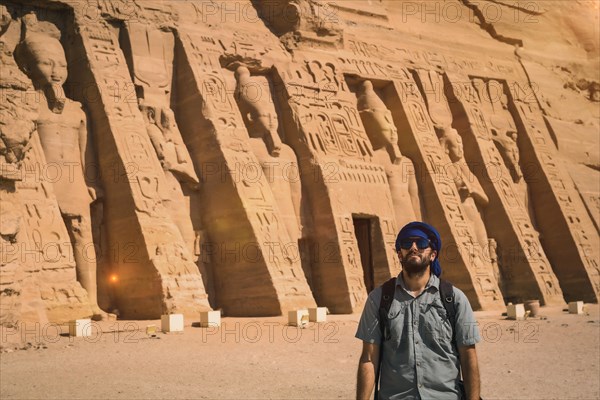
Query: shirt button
417 362 421 366
419 384 423 388
416 340 420 344
413 320 418 325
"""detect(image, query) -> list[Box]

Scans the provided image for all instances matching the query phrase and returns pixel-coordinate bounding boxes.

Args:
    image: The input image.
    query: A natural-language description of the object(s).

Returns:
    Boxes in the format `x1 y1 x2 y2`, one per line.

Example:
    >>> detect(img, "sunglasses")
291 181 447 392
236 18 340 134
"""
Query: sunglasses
398 238 431 250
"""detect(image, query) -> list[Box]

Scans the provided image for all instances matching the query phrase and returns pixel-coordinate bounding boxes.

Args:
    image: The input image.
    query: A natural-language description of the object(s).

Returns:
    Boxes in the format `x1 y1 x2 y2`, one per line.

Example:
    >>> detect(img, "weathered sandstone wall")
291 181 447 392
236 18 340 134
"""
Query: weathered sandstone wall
1 0 598 324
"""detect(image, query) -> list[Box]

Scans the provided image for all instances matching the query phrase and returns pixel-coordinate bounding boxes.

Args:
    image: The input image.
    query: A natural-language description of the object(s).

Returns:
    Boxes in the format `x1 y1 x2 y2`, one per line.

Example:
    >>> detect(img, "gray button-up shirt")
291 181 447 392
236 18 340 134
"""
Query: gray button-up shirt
356 273 480 400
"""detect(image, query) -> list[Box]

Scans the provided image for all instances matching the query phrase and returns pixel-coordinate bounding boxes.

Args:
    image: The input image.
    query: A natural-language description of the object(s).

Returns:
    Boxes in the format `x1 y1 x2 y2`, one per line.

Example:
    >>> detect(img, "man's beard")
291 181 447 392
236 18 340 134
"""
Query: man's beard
401 252 430 277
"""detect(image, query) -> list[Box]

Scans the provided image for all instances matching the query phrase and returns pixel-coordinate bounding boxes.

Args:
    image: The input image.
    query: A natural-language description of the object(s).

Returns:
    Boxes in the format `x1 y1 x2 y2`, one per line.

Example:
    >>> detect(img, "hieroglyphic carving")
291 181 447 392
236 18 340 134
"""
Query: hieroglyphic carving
446 71 563 305
380 217 401 274
177 28 315 315
509 84 600 302
0 9 34 324
338 214 366 301
281 59 373 161
356 80 421 227
473 78 535 223
2 0 598 324
219 30 291 69
0 8 36 178
389 67 502 310
123 22 200 259
234 66 304 246
344 34 518 79
12 15 107 318
416 69 494 267
10 132 94 322
75 13 209 317
274 55 406 312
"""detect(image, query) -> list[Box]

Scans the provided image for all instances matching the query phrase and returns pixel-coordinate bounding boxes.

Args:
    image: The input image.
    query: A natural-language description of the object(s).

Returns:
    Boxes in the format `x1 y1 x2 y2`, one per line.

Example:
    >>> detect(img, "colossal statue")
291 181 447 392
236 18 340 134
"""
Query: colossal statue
473 78 536 226
418 70 493 262
356 80 421 227
139 103 199 254
0 1 598 322
16 20 106 319
123 23 203 279
234 65 303 244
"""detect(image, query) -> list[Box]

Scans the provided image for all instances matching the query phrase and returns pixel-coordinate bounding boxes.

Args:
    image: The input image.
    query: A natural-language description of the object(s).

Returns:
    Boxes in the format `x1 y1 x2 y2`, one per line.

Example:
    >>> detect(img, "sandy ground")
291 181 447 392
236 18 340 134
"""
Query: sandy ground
0 304 598 400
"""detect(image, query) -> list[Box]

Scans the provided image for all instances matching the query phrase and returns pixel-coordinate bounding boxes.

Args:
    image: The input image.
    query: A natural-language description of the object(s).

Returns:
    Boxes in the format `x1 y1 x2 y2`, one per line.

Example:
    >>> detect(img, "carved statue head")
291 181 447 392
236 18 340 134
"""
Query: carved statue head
140 104 179 137
0 5 11 30
357 80 401 160
14 18 67 112
159 107 175 130
499 91 510 110
234 65 282 157
140 104 158 126
440 127 464 163
18 28 67 89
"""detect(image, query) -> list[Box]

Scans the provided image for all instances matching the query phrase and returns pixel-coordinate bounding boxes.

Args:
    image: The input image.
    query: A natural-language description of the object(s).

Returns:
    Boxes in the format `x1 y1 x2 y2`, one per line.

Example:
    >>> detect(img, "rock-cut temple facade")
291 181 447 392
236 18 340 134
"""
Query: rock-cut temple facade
0 0 598 324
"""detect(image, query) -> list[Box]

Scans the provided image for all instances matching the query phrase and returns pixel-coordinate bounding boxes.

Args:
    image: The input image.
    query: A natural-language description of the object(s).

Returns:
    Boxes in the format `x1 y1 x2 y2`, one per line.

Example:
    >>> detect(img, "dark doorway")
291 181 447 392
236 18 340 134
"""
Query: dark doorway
353 218 374 293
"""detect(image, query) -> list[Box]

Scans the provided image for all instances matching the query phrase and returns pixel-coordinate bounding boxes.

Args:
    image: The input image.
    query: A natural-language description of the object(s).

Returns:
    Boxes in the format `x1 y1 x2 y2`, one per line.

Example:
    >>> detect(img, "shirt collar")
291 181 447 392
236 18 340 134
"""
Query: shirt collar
396 271 440 292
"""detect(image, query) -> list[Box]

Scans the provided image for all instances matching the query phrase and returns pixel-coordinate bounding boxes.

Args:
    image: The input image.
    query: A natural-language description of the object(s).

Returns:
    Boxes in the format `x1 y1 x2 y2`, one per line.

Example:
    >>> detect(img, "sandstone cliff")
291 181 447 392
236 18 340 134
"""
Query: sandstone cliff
1 0 598 324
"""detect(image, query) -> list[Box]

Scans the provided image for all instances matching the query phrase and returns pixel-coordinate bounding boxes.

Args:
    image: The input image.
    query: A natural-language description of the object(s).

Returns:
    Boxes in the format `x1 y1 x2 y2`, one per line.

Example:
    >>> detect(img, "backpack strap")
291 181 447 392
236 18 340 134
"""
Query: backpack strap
375 277 397 400
378 277 397 340
375 278 460 399
439 279 457 346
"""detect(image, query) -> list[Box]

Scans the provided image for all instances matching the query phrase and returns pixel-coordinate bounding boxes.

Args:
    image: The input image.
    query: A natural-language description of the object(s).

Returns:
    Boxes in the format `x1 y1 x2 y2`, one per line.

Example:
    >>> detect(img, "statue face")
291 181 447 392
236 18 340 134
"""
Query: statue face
255 112 278 134
254 112 281 156
380 109 398 144
361 107 398 150
161 108 176 129
26 38 67 87
140 105 157 125
445 129 464 161
500 93 510 109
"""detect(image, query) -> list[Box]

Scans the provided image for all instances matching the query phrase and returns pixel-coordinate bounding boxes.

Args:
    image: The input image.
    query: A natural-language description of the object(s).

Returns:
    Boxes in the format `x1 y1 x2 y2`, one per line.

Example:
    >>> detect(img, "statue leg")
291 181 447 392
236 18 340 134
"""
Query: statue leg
462 197 491 263
387 163 417 228
66 214 111 320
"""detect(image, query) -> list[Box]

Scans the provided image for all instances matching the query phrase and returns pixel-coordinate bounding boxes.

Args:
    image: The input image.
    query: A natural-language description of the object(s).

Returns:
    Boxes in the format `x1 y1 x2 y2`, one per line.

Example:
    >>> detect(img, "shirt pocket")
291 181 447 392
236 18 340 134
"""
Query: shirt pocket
423 301 453 344
386 302 407 344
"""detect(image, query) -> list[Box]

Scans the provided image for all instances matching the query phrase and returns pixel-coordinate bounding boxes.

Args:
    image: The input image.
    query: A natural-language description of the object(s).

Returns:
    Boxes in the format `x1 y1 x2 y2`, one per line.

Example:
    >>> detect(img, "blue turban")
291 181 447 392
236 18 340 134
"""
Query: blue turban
395 221 442 276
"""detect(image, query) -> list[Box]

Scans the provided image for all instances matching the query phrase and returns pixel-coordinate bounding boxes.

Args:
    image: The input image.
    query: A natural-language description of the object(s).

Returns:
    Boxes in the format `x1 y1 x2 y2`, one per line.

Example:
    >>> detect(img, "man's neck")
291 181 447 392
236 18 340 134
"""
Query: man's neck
401 268 431 294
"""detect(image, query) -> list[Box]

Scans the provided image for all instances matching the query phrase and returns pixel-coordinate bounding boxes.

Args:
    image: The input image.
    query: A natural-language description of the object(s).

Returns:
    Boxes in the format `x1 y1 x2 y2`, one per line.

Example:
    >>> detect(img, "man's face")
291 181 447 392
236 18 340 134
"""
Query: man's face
398 237 436 275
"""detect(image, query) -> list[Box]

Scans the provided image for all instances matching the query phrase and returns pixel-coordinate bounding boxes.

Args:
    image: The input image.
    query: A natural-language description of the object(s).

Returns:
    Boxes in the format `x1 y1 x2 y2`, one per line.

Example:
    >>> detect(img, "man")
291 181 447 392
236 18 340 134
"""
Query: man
356 221 481 400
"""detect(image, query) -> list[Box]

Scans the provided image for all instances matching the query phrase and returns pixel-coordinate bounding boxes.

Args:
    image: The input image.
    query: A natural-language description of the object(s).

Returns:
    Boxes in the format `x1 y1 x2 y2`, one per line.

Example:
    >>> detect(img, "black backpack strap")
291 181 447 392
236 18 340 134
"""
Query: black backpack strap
375 277 396 400
439 280 482 399
439 279 457 347
378 277 397 340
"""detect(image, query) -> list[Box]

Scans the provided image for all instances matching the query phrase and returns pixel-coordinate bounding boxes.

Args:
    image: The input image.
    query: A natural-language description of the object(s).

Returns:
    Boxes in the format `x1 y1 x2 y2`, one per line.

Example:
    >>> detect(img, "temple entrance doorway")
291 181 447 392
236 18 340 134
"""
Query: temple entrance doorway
353 217 375 293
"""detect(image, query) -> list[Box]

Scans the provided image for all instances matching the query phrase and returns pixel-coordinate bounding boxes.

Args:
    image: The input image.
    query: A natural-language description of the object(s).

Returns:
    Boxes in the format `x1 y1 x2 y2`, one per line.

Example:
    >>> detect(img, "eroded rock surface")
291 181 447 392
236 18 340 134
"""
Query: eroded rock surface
1 0 598 324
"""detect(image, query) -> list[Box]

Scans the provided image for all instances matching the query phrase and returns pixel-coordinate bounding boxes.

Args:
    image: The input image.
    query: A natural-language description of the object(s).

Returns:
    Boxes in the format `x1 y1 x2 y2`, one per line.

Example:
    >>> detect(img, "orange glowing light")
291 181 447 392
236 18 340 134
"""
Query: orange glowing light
110 275 118 283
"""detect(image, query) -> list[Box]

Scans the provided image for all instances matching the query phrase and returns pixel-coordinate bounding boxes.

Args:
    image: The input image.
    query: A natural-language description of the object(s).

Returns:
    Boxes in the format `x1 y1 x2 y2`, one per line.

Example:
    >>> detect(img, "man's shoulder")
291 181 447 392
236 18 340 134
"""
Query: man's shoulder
450 285 469 302
444 283 477 315
366 284 384 306
438 279 466 297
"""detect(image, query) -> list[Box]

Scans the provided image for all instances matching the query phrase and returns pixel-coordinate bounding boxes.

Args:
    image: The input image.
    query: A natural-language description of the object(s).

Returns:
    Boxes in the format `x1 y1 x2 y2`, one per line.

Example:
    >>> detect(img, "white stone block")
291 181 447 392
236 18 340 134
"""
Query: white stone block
200 310 221 327
308 307 327 322
288 309 309 327
568 301 584 314
507 303 525 320
69 319 92 337
161 314 184 332
146 325 157 336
